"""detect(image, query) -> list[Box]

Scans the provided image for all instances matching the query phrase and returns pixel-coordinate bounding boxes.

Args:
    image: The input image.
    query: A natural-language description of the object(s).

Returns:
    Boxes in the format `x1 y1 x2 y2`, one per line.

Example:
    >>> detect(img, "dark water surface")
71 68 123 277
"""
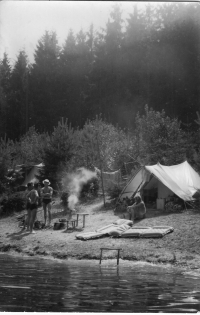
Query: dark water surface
0 254 199 312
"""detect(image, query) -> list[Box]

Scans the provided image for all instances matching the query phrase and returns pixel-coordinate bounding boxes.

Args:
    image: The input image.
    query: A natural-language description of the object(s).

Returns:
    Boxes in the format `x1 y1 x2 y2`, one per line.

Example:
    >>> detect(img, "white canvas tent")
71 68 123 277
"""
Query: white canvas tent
22 163 44 186
119 161 200 202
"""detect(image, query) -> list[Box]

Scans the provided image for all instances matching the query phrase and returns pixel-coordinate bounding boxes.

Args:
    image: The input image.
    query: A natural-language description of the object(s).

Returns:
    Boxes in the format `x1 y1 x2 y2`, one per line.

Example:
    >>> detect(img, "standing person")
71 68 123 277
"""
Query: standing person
36 183 42 207
41 179 53 227
24 182 33 231
27 183 39 234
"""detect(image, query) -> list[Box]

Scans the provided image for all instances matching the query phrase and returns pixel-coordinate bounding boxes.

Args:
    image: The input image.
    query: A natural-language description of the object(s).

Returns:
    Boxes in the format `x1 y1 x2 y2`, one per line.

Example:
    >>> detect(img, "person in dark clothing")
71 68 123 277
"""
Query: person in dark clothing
23 182 33 231
27 183 39 234
41 179 53 226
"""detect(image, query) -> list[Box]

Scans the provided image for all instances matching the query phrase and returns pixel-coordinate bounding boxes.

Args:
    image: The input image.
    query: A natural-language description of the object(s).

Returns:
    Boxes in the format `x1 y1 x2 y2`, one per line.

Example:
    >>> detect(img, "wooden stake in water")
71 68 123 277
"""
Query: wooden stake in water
99 248 122 265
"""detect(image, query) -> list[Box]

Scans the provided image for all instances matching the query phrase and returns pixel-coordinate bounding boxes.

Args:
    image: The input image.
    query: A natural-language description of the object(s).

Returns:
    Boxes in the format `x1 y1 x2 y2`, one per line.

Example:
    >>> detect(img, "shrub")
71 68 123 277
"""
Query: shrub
60 191 69 206
19 126 49 164
0 192 26 214
134 105 186 165
0 182 7 194
107 184 122 199
76 116 128 171
37 118 77 188
80 177 99 199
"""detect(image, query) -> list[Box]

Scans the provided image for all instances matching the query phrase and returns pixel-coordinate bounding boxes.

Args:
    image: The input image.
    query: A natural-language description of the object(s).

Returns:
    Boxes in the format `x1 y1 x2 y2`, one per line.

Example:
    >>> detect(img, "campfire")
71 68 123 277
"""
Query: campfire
61 167 97 220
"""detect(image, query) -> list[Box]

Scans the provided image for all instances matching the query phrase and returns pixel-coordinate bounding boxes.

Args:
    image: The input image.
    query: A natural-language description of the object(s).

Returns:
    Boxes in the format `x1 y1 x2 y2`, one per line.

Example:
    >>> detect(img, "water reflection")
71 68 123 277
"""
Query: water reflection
0 254 199 312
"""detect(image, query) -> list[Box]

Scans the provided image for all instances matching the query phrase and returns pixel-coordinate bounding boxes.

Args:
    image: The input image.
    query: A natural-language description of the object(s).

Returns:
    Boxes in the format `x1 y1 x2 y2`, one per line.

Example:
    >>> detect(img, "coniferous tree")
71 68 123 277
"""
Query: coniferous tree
37 118 77 188
58 29 78 125
0 2 199 137
0 53 12 137
8 50 29 139
60 27 95 126
30 31 61 131
134 105 186 165
90 3 124 122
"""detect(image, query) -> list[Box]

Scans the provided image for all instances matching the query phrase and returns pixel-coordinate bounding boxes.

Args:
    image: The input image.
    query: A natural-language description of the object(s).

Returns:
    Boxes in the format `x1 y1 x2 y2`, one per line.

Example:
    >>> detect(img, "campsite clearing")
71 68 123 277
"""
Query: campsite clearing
0 197 200 272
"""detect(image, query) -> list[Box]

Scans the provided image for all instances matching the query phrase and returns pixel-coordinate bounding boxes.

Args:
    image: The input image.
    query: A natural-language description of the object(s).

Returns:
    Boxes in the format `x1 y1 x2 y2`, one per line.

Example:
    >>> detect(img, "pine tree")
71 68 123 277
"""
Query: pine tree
90 4 124 121
60 27 94 126
37 118 77 188
0 53 12 137
134 105 186 165
9 50 29 138
30 31 61 131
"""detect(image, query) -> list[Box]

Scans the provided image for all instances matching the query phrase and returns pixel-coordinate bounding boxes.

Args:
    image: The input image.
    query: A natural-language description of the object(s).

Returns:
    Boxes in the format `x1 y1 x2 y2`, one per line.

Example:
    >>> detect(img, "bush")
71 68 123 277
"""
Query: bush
107 185 122 199
60 191 69 206
80 177 99 199
37 118 76 189
0 182 7 194
0 192 26 214
134 105 186 165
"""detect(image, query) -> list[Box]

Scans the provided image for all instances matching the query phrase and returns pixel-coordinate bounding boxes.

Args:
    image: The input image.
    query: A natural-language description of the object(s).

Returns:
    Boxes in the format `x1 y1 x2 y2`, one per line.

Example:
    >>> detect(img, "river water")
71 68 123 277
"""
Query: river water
0 254 199 312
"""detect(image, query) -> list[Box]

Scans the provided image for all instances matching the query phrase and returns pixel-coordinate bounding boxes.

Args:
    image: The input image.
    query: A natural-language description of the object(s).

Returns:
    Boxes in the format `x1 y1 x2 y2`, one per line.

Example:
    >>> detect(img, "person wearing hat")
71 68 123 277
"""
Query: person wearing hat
41 179 53 226
127 194 146 221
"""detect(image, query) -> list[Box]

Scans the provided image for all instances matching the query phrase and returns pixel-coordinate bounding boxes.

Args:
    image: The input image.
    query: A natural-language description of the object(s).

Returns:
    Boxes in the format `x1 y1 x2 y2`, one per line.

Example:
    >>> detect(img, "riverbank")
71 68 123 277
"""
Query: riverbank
0 197 200 272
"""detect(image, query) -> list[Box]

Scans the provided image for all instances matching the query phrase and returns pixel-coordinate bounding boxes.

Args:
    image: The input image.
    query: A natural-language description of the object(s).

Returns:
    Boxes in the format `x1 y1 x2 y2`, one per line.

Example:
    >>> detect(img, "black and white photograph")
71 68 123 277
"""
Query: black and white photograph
0 0 200 312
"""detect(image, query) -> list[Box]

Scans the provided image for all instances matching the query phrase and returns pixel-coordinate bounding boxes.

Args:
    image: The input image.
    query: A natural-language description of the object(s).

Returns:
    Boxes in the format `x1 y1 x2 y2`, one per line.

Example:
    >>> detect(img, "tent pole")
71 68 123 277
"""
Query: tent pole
124 162 128 178
184 201 187 210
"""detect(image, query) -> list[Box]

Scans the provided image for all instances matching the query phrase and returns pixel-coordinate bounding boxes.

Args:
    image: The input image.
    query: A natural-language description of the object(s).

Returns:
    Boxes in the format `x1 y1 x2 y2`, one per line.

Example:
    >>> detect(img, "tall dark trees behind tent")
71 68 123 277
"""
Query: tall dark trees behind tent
0 2 200 139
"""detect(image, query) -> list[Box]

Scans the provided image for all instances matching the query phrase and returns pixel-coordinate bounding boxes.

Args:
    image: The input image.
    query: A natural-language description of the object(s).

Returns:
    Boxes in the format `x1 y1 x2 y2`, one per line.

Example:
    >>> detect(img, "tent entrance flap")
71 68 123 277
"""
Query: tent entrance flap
119 167 150 200
143 175 174 202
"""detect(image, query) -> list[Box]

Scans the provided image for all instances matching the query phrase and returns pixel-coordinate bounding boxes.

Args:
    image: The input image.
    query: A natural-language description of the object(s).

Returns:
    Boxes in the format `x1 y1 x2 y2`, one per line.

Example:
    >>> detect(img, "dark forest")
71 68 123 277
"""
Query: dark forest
0 3 199 138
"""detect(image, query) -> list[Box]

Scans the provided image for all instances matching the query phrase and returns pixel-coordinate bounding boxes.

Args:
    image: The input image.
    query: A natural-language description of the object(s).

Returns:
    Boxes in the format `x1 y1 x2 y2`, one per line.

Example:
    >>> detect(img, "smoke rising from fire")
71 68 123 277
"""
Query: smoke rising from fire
62 167 97 210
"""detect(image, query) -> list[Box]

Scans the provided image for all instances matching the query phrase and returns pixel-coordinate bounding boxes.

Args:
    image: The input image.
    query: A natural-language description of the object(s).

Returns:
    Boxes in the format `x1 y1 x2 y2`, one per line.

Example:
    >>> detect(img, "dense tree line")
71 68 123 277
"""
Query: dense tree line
0 105 200 214
0 2 199 140
1 108 200 191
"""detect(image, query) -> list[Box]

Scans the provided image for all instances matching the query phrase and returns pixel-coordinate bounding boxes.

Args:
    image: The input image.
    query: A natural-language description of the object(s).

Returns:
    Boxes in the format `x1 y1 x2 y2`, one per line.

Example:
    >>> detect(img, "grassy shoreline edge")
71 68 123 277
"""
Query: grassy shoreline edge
0 197 200 275
0 245 200 282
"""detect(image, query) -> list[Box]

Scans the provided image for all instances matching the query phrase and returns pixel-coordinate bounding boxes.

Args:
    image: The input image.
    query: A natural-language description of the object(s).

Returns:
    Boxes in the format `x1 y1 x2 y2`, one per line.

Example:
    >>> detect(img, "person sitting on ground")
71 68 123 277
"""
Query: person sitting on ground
23 182 33 231
26 183 39 234
126 195 146 221
41 179 53 227
122 198 128 210
126 196 133 206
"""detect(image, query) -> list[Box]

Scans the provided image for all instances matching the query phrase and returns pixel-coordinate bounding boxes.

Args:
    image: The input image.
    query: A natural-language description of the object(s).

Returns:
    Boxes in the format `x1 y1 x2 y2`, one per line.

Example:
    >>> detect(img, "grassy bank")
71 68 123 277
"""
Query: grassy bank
0 197 200 272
